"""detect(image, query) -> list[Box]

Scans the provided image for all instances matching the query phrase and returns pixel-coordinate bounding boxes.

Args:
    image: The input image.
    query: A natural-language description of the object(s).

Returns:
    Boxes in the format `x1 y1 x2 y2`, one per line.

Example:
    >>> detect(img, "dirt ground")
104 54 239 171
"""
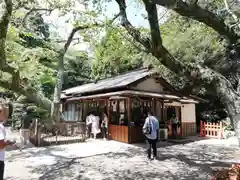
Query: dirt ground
4 134 240 180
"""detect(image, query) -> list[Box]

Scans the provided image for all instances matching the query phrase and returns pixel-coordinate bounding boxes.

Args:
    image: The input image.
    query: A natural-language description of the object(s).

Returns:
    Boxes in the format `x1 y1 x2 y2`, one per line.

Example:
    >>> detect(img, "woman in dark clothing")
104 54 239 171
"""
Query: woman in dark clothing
101 113 108 140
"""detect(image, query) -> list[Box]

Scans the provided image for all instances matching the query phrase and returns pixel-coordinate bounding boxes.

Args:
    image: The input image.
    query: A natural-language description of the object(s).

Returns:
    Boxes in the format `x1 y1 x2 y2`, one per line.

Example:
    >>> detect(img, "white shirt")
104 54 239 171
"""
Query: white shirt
0 123 6 161
91 115 100 134
171 117 178 124
86 115 93 125
143 116 159 140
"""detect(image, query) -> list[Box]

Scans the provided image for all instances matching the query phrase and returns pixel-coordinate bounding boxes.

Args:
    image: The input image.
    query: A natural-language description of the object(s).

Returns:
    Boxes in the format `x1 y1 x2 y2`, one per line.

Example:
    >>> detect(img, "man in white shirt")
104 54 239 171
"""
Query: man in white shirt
143 111 159 160
0 103 15 180
85 112 93 139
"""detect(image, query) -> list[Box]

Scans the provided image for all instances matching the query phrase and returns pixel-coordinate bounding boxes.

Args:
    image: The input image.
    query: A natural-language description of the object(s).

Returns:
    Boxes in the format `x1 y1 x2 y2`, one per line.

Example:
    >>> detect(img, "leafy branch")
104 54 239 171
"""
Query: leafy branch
150 0 240 43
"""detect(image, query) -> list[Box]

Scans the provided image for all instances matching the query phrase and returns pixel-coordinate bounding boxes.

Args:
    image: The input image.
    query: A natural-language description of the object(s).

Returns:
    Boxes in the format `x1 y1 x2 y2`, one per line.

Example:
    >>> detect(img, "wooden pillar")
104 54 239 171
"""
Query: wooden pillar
117 99 120 124
152 98 156 116
127 97 132 143
179 106 183 137
176 106 181 137
161 101 164 122
107 100 111 140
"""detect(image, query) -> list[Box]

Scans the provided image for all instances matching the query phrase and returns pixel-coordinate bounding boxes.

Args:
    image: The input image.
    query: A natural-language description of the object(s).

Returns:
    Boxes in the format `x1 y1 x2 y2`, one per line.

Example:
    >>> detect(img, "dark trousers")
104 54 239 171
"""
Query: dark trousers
102 126 107 139
146 138 157 159
86 124 92 138
0 161 4 180
172 124 178 138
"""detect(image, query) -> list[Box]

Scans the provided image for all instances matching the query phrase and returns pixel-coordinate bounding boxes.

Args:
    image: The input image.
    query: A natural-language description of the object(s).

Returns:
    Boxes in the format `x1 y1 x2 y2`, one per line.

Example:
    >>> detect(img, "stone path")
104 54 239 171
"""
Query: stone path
4 136 240 180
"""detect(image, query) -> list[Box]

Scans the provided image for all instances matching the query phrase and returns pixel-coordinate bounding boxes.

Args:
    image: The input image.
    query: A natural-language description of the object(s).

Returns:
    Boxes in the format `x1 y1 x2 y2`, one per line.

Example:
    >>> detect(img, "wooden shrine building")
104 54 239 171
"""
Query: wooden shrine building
60 68 199 143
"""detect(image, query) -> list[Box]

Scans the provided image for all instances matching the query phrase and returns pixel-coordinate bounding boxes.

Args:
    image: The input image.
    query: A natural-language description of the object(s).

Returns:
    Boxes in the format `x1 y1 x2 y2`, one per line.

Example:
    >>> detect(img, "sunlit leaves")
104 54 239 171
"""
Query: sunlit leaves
91 27 145 79
161 13 227 67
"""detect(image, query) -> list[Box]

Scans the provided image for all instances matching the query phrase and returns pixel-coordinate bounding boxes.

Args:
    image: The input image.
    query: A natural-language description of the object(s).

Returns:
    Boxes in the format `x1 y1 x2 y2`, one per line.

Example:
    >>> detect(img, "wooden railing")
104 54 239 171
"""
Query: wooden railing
200 120 223 139
29 119 86 146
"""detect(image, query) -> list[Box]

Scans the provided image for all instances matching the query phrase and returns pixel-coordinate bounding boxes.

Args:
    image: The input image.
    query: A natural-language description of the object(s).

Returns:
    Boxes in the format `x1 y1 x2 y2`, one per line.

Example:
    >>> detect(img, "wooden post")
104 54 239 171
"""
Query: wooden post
161 101 164 122
200 120 203 137
127 97 132 143
219 121 223 139
204 121 206 137
117 99 120 125
152 98 156 116
107 100 111 140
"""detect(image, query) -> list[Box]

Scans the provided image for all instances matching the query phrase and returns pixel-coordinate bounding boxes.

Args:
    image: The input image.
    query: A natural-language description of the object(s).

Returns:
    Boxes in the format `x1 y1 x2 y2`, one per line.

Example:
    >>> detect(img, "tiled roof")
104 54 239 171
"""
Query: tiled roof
62 68 153 96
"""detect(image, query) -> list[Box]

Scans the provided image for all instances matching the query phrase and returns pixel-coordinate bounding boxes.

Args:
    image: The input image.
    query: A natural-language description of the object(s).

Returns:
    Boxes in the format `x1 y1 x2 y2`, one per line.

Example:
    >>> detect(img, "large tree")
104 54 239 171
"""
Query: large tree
108 0 240 142
1 0 240 141
0 0 114 122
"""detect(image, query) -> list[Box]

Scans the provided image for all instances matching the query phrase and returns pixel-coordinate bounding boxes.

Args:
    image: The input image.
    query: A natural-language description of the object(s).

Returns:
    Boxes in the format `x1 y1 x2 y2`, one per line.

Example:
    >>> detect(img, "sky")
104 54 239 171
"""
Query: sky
42 0 167 51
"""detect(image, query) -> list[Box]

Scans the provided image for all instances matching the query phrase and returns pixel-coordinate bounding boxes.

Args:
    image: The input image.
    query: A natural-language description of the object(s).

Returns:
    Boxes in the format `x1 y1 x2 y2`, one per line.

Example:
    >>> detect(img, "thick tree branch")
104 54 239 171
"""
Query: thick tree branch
0 0 20 88
115 0 240 110
223 0 240 29
52 12 121 45
62 25 97 55
0 0 51 111
142 0 162 56
21 7 54 27
51 14 121 121
115 0 183 73
151 0 240 43
0 79 51 111
53 38 81 43
0 0 12 66
115 0 151 50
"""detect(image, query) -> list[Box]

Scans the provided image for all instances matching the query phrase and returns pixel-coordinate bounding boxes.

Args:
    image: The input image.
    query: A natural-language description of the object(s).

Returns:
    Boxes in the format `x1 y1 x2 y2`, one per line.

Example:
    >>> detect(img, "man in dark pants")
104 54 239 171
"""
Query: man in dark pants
171 114 178 138
143 111 159 160
0 102 15 180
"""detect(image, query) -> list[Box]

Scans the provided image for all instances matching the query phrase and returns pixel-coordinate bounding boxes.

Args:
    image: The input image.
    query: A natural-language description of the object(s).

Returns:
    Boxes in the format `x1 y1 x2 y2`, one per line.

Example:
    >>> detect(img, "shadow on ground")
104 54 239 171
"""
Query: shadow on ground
19 142 235 180
31 152 175 180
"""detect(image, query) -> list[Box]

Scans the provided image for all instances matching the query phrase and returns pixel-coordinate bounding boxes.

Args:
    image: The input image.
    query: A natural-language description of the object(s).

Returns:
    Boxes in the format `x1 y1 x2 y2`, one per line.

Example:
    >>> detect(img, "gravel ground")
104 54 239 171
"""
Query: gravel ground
3 128 240 180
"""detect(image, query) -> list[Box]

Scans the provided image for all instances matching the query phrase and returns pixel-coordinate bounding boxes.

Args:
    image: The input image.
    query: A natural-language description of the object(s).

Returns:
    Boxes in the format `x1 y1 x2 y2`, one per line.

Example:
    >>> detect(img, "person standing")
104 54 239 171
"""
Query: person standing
0 102 15 180
143 111 159 160
91 112 100 139
171 114 179 138
20 108 33 146
101 113 108 140
85 112 93 139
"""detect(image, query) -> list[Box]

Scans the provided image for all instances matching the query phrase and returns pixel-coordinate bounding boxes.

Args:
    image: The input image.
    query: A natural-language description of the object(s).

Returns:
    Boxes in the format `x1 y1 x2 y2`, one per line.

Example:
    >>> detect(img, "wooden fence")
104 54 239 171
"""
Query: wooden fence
29 119 86 146
200 120 223 139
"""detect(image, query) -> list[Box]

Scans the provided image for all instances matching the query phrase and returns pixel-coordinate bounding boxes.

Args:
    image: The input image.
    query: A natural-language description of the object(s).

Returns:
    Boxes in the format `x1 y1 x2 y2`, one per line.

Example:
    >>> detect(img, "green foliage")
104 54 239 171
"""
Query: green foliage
161 13 227 66
91 27 145 79
37 69 56 99
1 0 237 124
63 50 92 89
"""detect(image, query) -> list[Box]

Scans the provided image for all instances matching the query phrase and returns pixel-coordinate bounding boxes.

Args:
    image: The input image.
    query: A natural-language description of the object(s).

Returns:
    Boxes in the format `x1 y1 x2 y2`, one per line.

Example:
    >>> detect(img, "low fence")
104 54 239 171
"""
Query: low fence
30 119 86 146
200 120 223 139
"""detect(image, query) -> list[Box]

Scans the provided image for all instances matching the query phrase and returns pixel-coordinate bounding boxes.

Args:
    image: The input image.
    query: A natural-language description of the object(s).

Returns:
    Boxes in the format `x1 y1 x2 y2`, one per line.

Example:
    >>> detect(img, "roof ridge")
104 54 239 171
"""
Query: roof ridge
94 67 149 83
62 67 152 94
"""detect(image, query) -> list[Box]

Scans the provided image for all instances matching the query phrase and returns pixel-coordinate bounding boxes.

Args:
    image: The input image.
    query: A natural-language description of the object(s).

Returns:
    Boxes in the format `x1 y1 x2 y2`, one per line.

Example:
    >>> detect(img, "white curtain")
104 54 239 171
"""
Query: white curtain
64 103 81 121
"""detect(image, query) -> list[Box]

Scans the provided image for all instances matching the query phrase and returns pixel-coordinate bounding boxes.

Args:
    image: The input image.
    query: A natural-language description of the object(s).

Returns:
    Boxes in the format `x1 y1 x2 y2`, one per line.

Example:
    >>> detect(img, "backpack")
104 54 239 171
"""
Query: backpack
143 118 152 135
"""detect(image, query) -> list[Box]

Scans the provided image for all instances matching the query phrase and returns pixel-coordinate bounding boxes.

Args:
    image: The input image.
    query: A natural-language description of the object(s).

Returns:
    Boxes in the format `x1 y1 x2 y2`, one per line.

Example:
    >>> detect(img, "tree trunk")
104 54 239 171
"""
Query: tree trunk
0 79 51 111
116 0 240 146
51 54 64 122
230 113 240 145
212 76 240 146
